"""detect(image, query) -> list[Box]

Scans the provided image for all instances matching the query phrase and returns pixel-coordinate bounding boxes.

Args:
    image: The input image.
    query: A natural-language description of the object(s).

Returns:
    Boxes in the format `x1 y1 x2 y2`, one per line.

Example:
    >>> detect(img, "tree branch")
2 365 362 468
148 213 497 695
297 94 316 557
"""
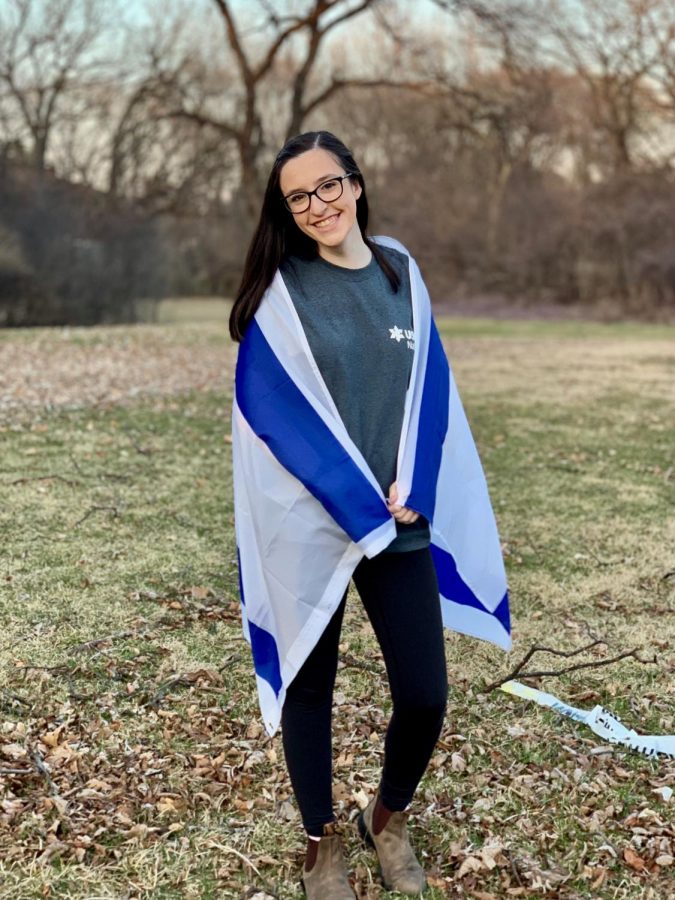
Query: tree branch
302 76 437 120
72 504 120 528
29 744 61 798
211 0 253 84
318 0 377 35
482 641 655 693
162 107 240 141
8 473 80 487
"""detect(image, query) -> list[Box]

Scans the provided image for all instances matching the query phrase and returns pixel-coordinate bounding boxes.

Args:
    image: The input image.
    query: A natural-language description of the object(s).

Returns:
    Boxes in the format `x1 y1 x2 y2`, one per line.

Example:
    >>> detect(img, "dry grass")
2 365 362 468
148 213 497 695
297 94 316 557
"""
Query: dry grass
0 318 673 898
154 298 230 325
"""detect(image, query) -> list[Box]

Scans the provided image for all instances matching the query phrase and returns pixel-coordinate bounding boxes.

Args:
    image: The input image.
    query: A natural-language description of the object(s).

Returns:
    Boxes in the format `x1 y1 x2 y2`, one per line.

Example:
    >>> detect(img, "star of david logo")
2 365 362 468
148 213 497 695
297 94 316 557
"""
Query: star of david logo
389 326 404 342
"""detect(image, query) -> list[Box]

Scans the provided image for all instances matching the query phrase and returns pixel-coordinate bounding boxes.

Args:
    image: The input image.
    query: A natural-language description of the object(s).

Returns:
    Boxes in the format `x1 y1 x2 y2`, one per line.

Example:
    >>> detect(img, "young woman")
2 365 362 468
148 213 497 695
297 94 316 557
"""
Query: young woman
230 131 510 898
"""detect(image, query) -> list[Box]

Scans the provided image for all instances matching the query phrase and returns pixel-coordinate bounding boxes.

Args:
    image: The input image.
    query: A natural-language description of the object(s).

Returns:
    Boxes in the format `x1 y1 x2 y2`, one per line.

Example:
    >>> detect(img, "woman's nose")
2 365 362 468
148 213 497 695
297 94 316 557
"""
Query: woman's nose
309 192 329 214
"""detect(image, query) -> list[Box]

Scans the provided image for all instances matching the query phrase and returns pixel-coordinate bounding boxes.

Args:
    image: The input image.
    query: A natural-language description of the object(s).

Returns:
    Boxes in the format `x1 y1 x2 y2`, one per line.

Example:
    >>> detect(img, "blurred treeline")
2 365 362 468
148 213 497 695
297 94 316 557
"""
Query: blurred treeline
2 0 675 326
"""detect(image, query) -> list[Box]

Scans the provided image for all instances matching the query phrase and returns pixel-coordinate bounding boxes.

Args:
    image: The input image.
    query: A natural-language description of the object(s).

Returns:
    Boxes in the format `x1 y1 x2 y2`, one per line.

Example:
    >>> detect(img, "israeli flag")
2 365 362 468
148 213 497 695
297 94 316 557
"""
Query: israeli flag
232 237 511 735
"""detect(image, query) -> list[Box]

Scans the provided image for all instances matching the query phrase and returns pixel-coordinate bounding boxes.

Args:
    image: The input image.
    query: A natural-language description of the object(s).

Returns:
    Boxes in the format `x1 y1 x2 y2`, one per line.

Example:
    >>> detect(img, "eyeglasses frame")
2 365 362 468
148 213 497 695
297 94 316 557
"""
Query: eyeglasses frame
282 173 356 215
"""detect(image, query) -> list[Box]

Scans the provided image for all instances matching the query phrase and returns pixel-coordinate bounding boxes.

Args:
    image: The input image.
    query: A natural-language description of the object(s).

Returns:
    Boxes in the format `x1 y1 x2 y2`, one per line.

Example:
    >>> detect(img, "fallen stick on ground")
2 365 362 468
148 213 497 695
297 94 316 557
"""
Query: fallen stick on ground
482 640 654 692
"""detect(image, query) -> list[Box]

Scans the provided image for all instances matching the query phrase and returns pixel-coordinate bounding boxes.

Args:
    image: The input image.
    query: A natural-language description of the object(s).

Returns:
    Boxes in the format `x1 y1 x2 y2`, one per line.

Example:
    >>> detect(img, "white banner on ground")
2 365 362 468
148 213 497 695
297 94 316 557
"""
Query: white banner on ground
500 680 675 759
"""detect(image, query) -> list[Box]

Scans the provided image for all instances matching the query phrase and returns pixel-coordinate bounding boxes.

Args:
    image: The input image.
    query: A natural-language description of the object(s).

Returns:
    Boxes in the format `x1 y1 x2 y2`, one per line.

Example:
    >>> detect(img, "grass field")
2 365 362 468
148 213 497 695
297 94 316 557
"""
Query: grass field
0 315 673 899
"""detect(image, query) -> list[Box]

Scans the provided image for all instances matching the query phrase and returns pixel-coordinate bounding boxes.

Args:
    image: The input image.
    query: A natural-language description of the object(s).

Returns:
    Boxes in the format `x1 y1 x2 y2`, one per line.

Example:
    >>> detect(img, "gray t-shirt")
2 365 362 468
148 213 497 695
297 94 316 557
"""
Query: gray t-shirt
280 246 430 553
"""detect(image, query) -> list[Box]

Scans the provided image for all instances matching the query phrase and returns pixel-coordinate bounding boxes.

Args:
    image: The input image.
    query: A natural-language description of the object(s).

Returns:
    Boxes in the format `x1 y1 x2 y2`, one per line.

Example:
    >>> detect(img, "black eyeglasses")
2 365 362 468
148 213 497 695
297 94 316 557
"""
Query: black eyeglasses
282 173 355 214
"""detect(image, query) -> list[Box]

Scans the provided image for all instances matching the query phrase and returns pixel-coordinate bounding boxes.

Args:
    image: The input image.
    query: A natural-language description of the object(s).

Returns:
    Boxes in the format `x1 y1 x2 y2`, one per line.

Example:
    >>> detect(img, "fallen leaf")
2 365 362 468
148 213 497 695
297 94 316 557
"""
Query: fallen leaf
623 847 646 871
451 752 467 772
591 868 608 889
352 788 369 809
277 799 297 820
480 840 506 870
41 727 65 748
85 778 112 791
1 743 27 760
457 856 483 877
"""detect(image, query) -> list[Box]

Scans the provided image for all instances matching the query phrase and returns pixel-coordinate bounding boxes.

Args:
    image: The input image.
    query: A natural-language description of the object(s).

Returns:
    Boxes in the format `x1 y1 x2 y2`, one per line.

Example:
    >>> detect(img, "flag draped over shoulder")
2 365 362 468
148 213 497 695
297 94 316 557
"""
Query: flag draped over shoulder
232 236 511 736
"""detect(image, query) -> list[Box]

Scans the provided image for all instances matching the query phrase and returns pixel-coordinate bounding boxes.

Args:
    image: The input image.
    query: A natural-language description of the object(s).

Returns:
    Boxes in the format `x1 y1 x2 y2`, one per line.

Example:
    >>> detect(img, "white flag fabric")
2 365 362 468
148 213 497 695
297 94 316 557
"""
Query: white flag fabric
232 237 511 735
501 681 675 759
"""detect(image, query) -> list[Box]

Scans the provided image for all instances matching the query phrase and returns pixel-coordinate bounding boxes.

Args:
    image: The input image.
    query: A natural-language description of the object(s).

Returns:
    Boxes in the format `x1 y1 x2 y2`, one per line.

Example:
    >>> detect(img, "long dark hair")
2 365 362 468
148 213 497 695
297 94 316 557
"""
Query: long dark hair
229 130 400 342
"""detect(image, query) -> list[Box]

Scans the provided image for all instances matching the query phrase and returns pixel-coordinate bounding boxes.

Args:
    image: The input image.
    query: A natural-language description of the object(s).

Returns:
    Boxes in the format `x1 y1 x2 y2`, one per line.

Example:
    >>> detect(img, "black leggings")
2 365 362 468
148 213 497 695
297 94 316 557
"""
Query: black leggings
281 547 448 837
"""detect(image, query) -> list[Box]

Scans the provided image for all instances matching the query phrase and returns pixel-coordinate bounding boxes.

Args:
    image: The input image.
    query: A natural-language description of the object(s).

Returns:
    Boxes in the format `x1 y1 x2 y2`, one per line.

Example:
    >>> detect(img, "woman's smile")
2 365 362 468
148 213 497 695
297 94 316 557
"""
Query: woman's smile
312 213 340 229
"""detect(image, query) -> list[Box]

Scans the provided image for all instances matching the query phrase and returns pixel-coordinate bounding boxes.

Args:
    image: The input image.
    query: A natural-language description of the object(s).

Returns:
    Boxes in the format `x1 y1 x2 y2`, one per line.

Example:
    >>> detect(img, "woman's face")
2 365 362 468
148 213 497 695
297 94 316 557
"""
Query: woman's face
279 147 362 254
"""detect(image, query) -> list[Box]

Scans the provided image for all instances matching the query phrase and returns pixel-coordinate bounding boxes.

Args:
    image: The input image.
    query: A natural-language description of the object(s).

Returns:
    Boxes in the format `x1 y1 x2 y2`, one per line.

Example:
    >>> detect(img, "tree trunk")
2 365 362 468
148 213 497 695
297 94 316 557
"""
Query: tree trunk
486 159 512 264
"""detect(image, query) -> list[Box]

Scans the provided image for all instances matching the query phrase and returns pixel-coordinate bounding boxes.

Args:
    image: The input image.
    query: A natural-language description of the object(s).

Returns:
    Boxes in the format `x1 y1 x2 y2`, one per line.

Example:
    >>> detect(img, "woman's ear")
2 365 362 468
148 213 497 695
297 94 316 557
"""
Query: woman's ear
352 179 363 200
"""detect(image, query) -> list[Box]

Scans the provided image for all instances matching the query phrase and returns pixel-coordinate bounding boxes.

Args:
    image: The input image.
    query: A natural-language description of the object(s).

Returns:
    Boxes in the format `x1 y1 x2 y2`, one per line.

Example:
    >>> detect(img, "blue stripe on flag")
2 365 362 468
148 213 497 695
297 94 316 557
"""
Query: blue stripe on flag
406 321 450 521
430 543 511 634
236 545 245 607
236 320 390 543
248 620 283 696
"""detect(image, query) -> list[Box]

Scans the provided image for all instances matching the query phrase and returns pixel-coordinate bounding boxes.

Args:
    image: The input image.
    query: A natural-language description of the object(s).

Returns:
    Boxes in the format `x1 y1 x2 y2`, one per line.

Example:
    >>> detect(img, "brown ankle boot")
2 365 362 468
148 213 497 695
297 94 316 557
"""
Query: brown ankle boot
301 821 356 899
357 792 427 894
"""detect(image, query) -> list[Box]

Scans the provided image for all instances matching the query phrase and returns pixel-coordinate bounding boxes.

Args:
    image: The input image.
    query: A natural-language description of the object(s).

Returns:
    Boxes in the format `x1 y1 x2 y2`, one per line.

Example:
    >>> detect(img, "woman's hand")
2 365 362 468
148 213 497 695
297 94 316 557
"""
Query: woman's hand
387 482 420 524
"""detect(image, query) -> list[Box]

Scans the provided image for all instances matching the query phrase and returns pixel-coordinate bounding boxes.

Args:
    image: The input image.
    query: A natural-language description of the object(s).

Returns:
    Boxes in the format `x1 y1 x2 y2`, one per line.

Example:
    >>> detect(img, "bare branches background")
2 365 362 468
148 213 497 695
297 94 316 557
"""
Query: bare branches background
2 0 675 325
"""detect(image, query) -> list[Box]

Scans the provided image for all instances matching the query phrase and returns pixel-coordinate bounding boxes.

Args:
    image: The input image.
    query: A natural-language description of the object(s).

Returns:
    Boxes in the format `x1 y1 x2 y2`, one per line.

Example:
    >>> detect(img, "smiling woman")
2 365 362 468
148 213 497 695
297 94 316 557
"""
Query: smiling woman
279 159 366 258
229 132 403 340
228 131 510 898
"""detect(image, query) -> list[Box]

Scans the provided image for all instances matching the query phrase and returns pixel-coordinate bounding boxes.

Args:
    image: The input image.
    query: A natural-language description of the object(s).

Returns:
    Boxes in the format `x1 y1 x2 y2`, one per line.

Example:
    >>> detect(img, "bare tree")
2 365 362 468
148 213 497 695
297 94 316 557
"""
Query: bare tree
542 0 665 175
420 1 559 262
93 5 242 213
644 0 675 133
0 0 111 170
160 0 396 215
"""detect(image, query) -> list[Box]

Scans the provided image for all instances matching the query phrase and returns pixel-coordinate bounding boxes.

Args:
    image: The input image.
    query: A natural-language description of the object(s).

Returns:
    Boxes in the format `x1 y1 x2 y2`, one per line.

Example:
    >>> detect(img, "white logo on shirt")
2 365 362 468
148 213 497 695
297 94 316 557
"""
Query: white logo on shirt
389 325 415 349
